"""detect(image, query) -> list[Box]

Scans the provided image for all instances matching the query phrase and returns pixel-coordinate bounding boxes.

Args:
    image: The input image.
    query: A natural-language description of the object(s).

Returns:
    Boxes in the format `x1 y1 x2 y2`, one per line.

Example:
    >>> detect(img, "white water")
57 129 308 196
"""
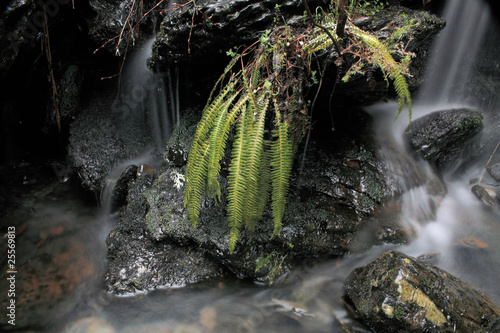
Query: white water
363 0 500 304
119 37 180 152
100 38 182 214
417 0 492 106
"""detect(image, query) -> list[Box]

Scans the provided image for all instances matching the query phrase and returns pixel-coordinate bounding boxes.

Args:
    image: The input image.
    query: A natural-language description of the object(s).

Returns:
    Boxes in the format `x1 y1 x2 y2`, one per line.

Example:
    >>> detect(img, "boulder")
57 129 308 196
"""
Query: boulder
104 107 423 289
487 161 500 182
67 90 152 192
471 184 499 208
105 173 225 295
345 250 500 332
150 2 445 106
405 108 484 168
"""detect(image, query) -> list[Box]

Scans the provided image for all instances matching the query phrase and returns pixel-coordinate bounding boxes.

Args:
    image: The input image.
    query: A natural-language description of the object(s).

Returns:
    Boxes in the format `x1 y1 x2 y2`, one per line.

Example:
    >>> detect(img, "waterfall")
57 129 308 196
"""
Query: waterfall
100 38 181 214
367 0 496 249
417 0 491 106
120 37 180 151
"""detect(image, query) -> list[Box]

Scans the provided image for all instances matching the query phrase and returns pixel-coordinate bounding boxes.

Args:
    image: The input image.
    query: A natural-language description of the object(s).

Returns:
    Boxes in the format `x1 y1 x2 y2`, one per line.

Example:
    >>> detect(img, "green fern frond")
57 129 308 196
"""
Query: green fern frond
184 141 210 227
270 106 293 238
303 22 338 54
346 23 413 118
254 143 271 224
227 104 249 253
206 92 244 200
242 85 270 230
392 72 412 121
185 80 238 225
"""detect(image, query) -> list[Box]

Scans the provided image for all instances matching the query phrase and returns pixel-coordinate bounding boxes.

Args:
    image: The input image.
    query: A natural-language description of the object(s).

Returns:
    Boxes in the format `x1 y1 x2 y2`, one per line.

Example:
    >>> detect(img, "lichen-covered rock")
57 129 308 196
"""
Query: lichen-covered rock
405 108 484 168
345 250 500 332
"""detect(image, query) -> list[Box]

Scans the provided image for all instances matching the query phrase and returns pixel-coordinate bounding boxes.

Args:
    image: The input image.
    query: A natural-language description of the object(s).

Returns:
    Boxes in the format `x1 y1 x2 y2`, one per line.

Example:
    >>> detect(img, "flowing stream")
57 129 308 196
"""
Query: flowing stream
2 0 500 331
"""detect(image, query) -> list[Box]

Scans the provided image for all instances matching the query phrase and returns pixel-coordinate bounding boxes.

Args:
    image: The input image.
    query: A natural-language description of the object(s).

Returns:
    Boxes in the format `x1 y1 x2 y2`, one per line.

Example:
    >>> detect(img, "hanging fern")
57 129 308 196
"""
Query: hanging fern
184 7 414 253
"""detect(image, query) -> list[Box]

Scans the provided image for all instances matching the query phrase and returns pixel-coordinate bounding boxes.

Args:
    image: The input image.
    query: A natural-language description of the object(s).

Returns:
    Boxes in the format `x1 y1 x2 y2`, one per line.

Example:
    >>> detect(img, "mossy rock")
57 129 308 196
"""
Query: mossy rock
345 250 500 332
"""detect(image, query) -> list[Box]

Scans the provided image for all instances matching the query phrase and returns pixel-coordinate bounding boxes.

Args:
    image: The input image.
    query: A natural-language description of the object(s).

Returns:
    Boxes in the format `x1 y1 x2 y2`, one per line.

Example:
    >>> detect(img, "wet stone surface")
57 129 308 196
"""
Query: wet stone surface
345 250 500 333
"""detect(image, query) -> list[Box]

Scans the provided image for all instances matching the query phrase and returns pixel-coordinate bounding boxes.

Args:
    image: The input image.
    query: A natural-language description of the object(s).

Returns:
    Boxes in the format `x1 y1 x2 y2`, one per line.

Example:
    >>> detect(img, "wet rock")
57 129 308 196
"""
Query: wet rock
105 173 224 295
405 108 484 168
139 108 398 283
150 3 444 106
108 164 138 211
471 184 498 208
67 90 151 192
487 162 500 182
344 250 500 333
163 110 198 167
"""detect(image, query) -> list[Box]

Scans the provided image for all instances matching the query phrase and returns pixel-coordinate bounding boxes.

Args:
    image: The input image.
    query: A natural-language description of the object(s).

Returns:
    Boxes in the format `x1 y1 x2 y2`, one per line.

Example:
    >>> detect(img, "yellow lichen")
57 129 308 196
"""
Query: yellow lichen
381 303 395 317
397 280 447 326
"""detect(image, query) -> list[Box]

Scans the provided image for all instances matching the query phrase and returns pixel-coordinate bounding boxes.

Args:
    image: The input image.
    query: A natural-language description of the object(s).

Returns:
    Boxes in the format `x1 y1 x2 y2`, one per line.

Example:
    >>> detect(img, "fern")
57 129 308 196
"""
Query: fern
184 80 238 226
270 102 293 237
227 102 248 252
206 91 246 200
345 23 413 119
305 20 413 120
242 84 270 230
183 7 414 253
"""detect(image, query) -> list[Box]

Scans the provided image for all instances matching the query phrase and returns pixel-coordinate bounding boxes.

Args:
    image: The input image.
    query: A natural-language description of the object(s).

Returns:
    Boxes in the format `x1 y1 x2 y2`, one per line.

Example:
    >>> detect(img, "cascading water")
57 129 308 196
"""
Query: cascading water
118 37 181 152
366 0 500 304
100 38 181 215
417 0 492 106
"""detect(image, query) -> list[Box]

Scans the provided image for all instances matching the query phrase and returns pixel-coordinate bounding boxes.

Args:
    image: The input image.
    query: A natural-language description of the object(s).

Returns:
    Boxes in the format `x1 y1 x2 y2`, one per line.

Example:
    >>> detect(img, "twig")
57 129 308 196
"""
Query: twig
93 0 167 55
42 6 61 133
303 0 343 61
303 0 344 131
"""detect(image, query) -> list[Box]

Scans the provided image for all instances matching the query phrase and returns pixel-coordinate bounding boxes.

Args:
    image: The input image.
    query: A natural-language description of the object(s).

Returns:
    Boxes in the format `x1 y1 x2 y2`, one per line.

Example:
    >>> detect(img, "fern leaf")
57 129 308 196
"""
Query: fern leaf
227 104 248 253
185 141 210 227
254 142 271 223
347 22 412 120
304 23 338 54
270 107 293 238
242 87 270 230
392 72 412 122
185 80 237 226
206 91 243 200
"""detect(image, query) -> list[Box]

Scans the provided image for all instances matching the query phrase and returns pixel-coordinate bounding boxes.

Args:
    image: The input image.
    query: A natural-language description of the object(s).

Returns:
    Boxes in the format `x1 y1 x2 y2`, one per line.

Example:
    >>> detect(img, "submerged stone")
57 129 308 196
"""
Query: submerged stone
471 184 499 208
345 250 500 332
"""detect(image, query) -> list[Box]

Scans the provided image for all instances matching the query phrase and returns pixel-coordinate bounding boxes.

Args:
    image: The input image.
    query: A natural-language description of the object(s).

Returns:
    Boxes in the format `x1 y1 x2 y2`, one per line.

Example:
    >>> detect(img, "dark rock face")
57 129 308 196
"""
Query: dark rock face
105 173 224 295
150 2 445 106
67 91 152 192
86 0 159 55
345 250 500 333
405 108 484 167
